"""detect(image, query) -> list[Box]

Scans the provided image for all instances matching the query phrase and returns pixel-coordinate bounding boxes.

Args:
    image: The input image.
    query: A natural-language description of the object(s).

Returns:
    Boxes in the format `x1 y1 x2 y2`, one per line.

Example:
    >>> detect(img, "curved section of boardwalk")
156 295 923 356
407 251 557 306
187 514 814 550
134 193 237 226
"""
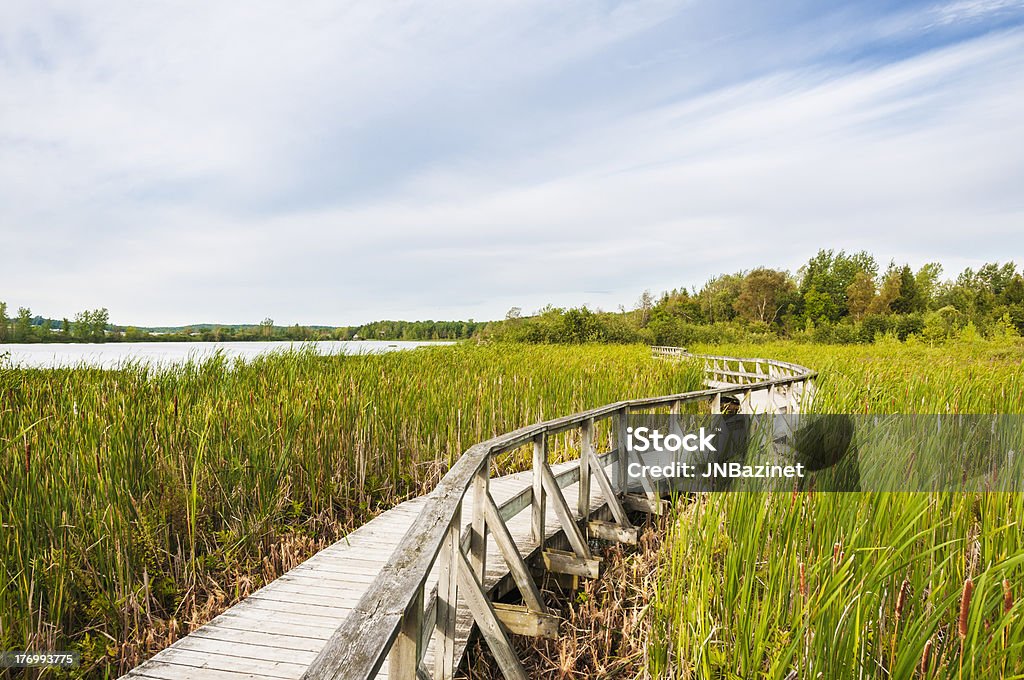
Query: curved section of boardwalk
123 349 816 680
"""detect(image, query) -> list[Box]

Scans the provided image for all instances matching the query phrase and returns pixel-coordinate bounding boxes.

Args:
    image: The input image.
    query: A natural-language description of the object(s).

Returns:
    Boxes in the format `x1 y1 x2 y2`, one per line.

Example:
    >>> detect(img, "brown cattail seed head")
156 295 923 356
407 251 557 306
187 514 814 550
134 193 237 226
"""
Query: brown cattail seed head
920 639 933 674
1005 579 1014 615
959 578 974 639
799 562 807 597
896 578 911 621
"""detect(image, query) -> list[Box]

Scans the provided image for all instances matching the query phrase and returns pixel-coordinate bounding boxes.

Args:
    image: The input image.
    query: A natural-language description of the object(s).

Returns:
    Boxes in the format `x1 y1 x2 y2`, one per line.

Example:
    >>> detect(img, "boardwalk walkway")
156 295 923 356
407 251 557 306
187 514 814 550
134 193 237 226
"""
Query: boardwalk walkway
123 458 617 680
123 349 815 680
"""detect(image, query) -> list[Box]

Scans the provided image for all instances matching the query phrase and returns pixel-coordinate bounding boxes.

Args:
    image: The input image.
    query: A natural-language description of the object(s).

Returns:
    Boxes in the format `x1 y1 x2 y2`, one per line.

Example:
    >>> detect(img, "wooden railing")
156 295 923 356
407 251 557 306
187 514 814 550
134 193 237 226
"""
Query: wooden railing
302 349 816 680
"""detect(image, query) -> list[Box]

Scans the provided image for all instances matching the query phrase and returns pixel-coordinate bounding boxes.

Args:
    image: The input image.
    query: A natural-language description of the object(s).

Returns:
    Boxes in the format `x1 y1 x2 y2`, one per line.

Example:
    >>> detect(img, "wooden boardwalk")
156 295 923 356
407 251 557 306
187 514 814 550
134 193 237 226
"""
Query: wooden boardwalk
123 458 618 680
122 349 815 680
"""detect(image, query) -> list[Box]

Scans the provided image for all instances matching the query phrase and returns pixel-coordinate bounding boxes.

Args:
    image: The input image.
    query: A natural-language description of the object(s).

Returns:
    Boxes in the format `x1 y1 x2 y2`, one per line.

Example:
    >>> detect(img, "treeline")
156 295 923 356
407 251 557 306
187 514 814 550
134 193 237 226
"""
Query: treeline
0 305 480 344
336 319 483 341
0 305 112 343
481 250 1024 345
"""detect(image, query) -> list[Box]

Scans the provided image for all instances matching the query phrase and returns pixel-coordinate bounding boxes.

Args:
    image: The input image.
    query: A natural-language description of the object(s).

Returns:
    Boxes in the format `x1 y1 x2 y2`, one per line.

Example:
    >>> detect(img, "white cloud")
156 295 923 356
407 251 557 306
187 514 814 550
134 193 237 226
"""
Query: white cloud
0 2 1022 325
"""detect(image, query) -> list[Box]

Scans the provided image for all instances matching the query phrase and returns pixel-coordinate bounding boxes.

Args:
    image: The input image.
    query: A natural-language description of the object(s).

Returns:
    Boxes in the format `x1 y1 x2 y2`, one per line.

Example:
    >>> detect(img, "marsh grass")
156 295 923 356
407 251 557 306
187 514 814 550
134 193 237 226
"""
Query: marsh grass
0 344 702 676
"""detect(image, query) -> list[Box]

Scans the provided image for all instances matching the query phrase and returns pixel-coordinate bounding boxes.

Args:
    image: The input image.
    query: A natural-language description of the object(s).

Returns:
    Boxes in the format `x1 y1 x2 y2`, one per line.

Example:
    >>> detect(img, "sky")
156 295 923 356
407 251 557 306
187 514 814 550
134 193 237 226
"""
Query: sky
1 0 1023 326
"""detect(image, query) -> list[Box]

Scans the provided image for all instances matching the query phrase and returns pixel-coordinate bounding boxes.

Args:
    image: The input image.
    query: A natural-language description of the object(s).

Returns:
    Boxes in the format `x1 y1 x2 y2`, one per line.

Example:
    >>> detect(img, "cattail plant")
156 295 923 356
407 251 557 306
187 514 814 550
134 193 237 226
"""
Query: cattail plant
896 578 912 622
920 639 932 677
959 578 974 641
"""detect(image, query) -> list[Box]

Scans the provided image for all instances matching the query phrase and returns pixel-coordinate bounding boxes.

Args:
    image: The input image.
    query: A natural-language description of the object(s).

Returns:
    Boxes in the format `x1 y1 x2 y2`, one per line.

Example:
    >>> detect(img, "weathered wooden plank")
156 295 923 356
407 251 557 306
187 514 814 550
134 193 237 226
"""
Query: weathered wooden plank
389 583 424 680
577 418 593 519
531 434 546 545
587 520 637 545
434 504 461 680
143 647 307 679
541 549 601 579
482 490 546 612
127 662 289 680
455 549 528 680
491 603 560 640
539 462 591 559
166 635 319 667
470 461 489 582
622 493 669 515
588 455 631 527
189 626 330 651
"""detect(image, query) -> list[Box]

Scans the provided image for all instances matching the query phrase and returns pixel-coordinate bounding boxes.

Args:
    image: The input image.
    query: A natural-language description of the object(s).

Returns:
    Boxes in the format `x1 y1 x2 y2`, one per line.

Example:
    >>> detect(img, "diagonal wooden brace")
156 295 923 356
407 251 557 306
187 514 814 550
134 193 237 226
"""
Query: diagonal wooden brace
539 461 591 559
587 454 633 528
455 549 528 680
483 490 547 613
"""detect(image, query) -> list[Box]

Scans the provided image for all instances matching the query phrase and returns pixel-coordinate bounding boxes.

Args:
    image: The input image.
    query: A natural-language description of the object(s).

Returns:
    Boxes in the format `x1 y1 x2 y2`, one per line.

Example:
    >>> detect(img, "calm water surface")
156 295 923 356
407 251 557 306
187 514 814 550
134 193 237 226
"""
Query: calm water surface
0 340 454 368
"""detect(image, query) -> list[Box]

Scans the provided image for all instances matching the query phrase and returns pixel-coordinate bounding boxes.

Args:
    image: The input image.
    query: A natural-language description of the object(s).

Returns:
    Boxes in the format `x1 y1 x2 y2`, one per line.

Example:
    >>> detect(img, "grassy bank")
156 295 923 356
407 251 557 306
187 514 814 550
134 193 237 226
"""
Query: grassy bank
0 344 702 677
649 341 1024 679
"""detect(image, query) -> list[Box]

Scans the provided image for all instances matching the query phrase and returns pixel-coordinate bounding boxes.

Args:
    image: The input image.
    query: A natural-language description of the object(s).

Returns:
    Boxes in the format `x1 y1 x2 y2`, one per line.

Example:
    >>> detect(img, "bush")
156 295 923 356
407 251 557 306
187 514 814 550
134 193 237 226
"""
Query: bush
858 314 890 343
893 313 924 340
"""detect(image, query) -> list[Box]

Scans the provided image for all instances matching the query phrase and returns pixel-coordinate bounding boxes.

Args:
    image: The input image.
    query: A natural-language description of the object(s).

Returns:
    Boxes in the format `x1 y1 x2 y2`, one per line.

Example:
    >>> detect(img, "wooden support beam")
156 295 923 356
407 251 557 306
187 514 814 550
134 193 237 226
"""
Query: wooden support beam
539 461 592 560
531 434 546 545
455 549 529 680
623 493 668 515
483 490 547 613
587 455 632 528
434 503 462 680
628 445 664 514
419 591 436 662
491 603 560 640
577 418 593 519
389 583 424 680
615 407 629 492
470 460 489 582
542 549 601 579
587 519 637 545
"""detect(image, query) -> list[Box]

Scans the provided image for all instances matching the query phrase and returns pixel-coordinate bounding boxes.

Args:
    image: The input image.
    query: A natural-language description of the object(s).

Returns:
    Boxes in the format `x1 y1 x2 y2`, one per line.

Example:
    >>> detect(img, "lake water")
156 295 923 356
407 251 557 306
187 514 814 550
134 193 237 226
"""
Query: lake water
0 340 454 369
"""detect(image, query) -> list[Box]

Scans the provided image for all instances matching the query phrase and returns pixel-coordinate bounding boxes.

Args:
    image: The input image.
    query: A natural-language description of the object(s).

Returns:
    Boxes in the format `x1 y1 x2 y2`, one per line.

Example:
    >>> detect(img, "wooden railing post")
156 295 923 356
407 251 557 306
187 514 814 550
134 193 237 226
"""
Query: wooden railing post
435 502 462 680
578 419 593 519
470 458 489 582
389 582 424 679
531 434 546 545
615 407 629 493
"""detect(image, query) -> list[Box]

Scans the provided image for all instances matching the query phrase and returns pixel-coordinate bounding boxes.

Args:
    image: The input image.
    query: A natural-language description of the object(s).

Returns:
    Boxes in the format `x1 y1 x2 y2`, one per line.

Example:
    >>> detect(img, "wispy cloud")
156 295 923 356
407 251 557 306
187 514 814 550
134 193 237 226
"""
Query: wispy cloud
1 1 1022 324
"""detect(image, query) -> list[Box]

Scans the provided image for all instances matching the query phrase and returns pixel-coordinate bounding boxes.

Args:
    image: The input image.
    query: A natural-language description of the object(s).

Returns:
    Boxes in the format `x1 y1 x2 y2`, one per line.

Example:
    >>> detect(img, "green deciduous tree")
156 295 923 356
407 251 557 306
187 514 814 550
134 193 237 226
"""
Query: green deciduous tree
14 307 33 342
733 268 795 324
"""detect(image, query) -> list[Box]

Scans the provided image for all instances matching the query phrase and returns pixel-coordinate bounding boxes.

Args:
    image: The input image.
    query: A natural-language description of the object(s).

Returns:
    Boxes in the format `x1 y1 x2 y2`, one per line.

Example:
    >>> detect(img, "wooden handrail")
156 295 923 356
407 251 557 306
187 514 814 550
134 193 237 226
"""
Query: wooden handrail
302 348 815 680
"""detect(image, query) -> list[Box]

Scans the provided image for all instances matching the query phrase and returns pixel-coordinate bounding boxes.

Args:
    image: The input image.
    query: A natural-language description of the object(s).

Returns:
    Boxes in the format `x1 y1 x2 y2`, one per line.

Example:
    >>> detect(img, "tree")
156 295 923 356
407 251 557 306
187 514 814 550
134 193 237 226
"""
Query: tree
72 311 93 342
846 271 875 321
914 263 943 311
867 267 902 316
634 289 655 327
733 268 794 324
0 302 8 342
505 307 522 321
803 287 838 324
260 317 275 338
90 308 109 342
891 265 922 314
798 249 877 322
697 274 743 323
14 307 33 342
